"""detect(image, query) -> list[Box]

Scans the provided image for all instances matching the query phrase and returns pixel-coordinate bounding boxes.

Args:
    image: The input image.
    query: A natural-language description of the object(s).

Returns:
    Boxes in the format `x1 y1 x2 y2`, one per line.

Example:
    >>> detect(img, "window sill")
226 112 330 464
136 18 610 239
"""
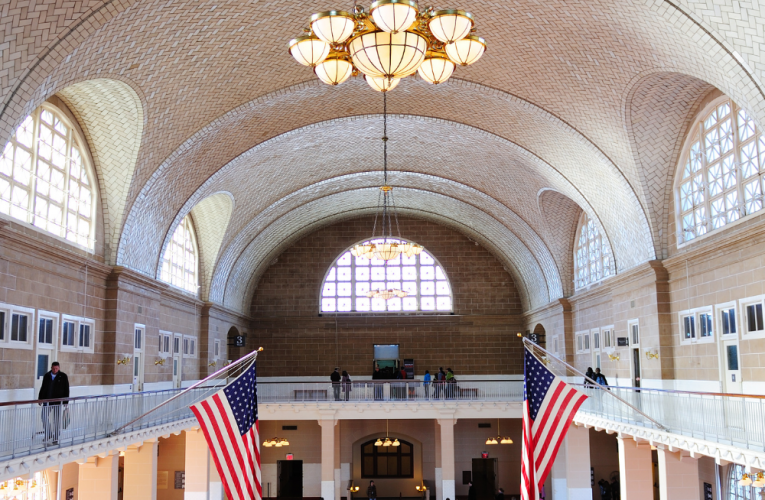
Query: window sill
741 331 765 340
3 342 33 350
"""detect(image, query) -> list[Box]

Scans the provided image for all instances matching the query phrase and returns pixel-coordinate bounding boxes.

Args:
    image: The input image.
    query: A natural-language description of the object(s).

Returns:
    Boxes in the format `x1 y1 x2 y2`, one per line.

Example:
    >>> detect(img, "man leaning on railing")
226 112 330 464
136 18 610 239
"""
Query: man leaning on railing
38 362 69 445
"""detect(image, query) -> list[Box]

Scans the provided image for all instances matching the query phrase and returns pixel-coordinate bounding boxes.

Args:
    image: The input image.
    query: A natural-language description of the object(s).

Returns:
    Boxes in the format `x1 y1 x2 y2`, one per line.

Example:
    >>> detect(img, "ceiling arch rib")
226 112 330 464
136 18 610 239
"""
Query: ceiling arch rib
117 82 653 281
537 189 583 297
56 78 144 265
223 188 549 313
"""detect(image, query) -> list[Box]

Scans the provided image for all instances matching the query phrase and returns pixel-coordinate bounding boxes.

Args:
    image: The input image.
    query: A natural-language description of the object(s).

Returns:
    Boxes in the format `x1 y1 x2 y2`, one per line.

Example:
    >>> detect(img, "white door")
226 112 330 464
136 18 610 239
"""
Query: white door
722 339 742 393
132 326 144 392
34 316 56 396
173 354 182 388
591 330 601 371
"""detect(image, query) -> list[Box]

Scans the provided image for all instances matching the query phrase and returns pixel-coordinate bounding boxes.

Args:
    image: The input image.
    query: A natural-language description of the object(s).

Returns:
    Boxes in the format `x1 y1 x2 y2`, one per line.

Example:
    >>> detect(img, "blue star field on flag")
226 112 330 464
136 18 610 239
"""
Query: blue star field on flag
223 363 258 436
524 349 556 421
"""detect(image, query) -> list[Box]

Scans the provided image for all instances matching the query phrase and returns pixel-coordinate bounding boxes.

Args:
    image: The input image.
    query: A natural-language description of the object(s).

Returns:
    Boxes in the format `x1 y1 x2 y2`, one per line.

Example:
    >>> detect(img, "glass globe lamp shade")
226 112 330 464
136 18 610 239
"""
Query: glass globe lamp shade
374 438 383 446
314 53 353 85
365 75 401 92
428 10 474 43
281 438 290 446
500 437 513 444
739 474 753 487
445 35 486 66
289 36 331 67
370 0 419 33
349 30 427 79
352 243 376 259
311 11 356 44
752 473 765 488
383 438 393 446
394 290 408 298
417 52 455 84
392 439 400 446
374 242 402 261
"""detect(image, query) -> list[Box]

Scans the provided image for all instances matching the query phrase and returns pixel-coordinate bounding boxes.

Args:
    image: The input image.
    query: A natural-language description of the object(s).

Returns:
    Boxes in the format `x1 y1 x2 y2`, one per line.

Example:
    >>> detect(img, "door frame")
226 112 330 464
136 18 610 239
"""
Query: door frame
34 311 59 395
133 324 145 392
590 328 601 371
627 319 641 388
716 301 742 393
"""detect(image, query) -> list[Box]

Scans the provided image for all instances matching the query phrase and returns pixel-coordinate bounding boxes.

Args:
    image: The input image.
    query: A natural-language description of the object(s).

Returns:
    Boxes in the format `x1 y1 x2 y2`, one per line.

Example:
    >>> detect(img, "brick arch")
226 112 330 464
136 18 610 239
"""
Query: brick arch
537 189 584 297
56 78 145 264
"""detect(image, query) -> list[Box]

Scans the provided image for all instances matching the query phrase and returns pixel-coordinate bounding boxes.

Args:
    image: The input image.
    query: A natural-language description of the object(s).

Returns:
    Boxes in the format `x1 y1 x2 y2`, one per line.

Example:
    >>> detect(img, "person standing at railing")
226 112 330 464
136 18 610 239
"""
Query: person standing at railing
342 370 352 401
445 368 455 399
584 367 595 387
38 362 69 445
373 366 383 400
594 368 609 388
423 370 432 398
331 367 341 401
436 367 446 398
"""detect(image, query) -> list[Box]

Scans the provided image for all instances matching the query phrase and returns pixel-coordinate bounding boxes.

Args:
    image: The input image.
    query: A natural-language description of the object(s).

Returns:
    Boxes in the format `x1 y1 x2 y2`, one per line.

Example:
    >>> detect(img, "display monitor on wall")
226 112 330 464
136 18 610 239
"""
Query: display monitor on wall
374 344 399 360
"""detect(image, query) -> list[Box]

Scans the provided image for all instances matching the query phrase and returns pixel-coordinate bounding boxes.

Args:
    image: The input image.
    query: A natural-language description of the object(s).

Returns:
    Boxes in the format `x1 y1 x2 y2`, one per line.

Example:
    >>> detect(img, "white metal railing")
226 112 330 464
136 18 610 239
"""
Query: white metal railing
0 385 224 461
575 385 765 452
257 380 524 403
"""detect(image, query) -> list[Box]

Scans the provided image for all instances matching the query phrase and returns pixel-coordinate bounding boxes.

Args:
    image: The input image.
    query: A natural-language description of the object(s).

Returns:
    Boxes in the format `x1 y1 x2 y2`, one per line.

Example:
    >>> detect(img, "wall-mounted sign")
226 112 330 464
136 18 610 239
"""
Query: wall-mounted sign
286 453 294 460
481 452 489 458
704 482 712 500
233 335 245 347
174 471 185 489
157 471 169 489
404 359 414 379
617 337 629 347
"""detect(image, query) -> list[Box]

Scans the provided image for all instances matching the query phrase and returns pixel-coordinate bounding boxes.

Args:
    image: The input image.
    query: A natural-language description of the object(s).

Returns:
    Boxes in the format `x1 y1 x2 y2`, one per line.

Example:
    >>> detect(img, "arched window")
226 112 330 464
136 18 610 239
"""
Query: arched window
727 464 761 499
0 104 96 248
361 438 414 478
676 97 765 243
160 216 198 294
574 212 612 290
320 239 452 313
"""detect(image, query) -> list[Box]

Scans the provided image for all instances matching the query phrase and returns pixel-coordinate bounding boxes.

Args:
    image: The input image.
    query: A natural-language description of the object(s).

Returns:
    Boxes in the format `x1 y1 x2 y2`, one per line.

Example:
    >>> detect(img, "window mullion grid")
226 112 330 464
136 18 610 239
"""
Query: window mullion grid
27 111 41 226
416 253 421 311
351 255 356 312
62 125 73 240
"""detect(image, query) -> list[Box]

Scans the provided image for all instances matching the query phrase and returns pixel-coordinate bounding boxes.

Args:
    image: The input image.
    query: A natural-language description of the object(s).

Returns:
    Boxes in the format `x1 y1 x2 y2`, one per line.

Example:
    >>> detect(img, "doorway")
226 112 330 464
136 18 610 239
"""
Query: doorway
721 339 742 393
133 325 144 392
471 458 498 500
277 460 303 499
628 321 641 388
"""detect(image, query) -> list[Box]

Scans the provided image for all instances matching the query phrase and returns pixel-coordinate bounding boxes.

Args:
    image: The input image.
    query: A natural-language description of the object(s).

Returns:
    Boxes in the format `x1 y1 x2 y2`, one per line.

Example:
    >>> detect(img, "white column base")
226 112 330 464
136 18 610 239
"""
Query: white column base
435 468 442 500
322 480 335 500
441 479 455 500
209 481 224 500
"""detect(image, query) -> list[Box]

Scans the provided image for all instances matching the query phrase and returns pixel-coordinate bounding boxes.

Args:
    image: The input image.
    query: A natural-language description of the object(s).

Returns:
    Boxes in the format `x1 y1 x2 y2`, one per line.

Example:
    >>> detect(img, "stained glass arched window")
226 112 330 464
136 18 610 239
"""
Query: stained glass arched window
160 215 199 294
320 238 453 313
677 96 765 244
0 104 96 248
574 212 613 289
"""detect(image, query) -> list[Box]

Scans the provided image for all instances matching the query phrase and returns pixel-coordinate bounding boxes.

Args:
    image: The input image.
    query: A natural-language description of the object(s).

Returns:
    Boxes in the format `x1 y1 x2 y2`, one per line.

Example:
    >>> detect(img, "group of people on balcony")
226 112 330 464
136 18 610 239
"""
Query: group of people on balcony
329 366 458 401
584 367 609 387
422 367 457 398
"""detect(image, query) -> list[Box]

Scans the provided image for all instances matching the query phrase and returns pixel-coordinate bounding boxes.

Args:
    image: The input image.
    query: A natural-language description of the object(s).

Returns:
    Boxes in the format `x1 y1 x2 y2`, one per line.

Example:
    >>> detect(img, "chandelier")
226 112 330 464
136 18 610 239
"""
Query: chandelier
485 419 513 445
289 1 487 91
262 437 290 448
375 420 401 447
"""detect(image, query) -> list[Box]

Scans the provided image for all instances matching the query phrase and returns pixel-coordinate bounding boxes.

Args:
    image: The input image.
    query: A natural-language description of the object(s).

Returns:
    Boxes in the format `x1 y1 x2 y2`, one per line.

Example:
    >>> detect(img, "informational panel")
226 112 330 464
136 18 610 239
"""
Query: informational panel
404 359 414 379
157 471 168 489
617 337 629 346
373 344 399 360
703 482 713 500
174 471 185 489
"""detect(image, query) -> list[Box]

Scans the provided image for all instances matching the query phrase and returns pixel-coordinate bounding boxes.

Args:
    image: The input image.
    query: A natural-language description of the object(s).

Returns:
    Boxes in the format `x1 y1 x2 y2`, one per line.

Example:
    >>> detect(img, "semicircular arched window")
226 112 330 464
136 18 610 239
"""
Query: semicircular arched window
0 103 96 249
676 96 765 244
574 212 613 290
360 438 414 478
320 239 453 313
160 215 199 294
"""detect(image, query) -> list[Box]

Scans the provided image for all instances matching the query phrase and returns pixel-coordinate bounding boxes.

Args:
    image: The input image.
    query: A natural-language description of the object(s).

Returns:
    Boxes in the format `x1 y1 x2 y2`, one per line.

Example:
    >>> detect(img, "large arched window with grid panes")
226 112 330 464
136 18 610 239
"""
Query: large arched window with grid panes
0 103 96 249
320 238 453 313
574 212 613 290
727 464 763 499
676 97 765 244
160 215 199 294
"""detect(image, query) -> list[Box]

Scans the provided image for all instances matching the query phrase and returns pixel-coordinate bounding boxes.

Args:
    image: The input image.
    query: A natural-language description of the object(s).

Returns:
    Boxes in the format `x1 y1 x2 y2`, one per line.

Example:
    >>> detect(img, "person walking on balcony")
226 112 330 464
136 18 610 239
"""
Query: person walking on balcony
372 366 383 400
445 368 456 398
342 370 352 401
594 368 609 387
584 367 595 387
423 370 432 398
38 362 69 444
331 367 342 401
436 367 446 398
367 480 377 500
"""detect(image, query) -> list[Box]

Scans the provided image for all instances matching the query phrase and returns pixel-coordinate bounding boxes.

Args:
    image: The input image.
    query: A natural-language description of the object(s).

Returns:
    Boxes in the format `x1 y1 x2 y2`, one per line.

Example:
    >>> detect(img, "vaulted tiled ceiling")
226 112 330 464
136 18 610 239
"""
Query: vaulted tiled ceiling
2 0 764 313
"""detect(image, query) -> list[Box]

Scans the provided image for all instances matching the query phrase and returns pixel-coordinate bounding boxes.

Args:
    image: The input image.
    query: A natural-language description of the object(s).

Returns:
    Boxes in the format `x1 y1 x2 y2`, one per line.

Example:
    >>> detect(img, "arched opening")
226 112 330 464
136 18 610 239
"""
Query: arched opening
532 323 547 350
352 432 423 498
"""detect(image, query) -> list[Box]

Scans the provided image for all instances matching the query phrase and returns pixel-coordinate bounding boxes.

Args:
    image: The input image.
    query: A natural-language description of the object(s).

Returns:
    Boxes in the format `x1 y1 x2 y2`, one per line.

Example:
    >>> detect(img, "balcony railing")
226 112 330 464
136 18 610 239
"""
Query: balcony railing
0 380 763 462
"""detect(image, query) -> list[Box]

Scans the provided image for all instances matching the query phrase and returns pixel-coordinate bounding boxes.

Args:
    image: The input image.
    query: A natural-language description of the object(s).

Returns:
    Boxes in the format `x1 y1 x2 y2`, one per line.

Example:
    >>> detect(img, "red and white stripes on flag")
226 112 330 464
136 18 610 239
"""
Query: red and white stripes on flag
191 363 261 500
521 348 587 500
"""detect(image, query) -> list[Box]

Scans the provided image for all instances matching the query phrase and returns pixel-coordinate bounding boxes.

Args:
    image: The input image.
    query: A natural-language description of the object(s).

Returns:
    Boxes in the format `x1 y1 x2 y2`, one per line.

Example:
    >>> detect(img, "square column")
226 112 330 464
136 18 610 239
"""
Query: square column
334 423 341 500
185 428 211 500
209 447 224 500
124 439 158 500
617 437 653 500
657 449 700 500
437 417 457 500
550 424 592 500
78 455 119 500
319 417 337 500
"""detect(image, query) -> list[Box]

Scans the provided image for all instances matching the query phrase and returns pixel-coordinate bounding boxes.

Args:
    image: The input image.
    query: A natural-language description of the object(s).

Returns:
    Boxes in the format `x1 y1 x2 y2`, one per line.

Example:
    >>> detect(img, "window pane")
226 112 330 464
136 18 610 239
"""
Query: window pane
727 345 739 371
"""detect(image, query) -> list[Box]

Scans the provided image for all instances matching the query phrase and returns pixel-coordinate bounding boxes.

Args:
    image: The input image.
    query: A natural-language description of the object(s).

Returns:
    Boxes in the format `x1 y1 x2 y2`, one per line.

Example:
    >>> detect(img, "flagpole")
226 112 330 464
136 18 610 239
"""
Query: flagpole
110 347 263 436
521 337 667 431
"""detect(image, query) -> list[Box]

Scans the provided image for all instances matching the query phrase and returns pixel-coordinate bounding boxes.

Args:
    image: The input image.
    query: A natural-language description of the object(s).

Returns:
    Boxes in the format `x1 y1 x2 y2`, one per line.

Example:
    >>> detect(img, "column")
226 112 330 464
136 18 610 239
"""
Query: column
185 428 210 500
617 436 653 500
434 421 442 500
78 455 119 500
334 423 341 500
437 417 456 500
209 450 224 500
657 448 700 500
549 424 592 500
124 439 158 500
319 417 337 500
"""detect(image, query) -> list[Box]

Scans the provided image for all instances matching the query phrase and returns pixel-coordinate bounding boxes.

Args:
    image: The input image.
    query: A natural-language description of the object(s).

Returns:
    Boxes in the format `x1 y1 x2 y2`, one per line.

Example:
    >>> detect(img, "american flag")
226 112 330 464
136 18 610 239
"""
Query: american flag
190 362 261 500
521 348 587 500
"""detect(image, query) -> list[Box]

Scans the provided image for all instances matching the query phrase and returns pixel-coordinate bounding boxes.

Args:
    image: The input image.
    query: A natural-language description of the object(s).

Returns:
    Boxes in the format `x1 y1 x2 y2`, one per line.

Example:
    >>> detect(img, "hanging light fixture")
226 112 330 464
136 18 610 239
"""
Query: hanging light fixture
485 419 513 445
289 3 486 89
753 472 765 488
349 92 423 297
375 420 401 446
262 422 290 448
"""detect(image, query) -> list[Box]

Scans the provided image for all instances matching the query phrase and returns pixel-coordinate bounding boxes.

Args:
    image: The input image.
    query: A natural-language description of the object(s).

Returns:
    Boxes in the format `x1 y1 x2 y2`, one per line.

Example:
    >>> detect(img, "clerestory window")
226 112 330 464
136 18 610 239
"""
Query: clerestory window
160 215 199 294
676 96 765 244
320 238 452 313
574 212 613 290
0 104 96 249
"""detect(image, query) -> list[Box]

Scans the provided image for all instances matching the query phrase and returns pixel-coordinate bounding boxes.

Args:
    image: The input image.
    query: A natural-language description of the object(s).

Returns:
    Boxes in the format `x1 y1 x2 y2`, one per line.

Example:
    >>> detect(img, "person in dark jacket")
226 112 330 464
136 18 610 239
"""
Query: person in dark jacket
367 480 377 500
331 367 341 401
372 366 383 400
468 481 476 500
584 367 595 386
38 362 69 443
495 488 504 500
594 368 609 387
341 370 352 401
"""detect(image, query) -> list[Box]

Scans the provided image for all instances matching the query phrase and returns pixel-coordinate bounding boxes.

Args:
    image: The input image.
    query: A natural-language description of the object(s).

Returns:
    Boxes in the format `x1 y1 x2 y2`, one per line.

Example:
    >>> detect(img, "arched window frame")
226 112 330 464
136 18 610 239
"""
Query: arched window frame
675 96 765 245
360 438 414 478
319 238 453 313
0 102 97 249
160 215 199 295
726 464 762 499
573 212 613 290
